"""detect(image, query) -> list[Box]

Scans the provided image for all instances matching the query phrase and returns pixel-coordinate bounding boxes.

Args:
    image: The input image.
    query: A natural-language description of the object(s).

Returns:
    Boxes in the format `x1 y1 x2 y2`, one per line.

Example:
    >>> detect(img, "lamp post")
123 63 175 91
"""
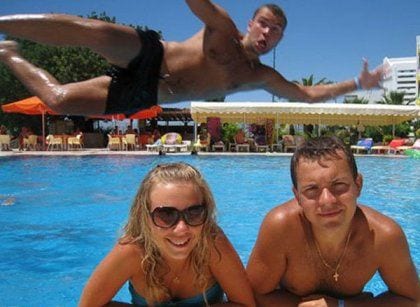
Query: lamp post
272 46 276 102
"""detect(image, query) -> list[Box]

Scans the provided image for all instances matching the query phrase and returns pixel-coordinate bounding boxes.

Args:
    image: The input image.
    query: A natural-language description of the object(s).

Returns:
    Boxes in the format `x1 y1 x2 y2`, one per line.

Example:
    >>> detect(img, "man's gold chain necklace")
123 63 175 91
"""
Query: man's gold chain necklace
313 230 352 282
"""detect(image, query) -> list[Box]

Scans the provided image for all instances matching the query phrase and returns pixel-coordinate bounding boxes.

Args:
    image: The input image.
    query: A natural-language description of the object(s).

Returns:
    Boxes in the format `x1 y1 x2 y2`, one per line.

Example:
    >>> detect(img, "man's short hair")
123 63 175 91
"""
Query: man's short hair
253 3 288 30
290 136 358 188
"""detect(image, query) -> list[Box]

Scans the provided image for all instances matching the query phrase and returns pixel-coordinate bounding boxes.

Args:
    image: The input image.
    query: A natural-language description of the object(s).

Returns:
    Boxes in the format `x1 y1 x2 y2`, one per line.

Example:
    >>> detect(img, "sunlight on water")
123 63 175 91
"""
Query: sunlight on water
0 155 418 305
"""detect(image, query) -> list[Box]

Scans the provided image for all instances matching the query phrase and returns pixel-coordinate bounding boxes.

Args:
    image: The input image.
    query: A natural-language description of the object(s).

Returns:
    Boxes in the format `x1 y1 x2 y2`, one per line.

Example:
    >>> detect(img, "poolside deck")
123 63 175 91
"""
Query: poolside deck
0 148 409 158
0 148 290 156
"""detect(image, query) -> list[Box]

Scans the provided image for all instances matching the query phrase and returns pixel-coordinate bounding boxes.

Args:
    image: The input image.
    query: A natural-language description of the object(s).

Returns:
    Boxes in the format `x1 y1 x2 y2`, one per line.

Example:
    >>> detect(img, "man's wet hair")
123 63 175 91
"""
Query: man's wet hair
290 136 358 188
253 3 288 30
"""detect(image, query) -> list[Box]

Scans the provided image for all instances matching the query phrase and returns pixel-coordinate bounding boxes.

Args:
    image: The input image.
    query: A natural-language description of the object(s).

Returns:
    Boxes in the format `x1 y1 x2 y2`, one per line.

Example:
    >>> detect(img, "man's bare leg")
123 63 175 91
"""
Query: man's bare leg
0 14 141 67
0 40 109 115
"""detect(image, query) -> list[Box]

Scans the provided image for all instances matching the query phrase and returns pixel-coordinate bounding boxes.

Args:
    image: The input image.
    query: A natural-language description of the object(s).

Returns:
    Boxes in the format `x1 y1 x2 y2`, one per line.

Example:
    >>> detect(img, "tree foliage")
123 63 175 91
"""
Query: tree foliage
288 75 333 135
286 74 333 103
376 90 406 105
292 74 332 87
343 97 369 104
205 96 226 102
0 12 156 134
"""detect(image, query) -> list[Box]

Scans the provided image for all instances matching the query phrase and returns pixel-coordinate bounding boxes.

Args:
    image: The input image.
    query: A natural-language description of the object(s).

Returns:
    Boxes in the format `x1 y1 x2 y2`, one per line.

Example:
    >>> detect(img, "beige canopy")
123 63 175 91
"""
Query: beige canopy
191 102 420 126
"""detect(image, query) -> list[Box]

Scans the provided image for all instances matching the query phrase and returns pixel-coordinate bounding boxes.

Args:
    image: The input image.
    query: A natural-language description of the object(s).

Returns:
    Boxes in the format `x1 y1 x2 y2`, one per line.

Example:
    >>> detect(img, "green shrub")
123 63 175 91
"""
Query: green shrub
383 135 393 144
364 126 383 143
335 128 350 140
221 123 239 143
395 122 411 138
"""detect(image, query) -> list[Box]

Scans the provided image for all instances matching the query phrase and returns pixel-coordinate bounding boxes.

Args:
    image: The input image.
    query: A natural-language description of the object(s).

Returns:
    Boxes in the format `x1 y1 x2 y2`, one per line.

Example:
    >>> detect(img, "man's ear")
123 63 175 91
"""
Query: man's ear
247 19 254 32
292 187 300 205
355 173 363 197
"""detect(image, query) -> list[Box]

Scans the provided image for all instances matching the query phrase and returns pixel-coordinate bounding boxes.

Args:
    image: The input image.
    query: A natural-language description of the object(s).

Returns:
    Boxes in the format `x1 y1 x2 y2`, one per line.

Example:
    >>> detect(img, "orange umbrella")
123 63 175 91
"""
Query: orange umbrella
1 96 57 115
2 96 162 119
90 105 162 133
129 105 162 120
1 96 58 150
2 96 162 147
90 105 162 120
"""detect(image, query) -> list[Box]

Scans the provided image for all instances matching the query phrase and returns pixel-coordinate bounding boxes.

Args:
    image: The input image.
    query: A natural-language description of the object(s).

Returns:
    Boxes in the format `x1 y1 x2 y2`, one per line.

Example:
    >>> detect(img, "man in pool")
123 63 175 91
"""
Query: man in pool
247 137 420 306
0 1 384 116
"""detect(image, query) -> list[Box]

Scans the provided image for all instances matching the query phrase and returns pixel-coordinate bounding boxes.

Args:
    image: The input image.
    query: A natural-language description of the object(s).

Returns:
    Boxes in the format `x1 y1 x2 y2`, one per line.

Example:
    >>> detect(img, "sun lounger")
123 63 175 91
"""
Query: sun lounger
371 145 390 154
161 133 183 153
396 139 420 154
351 138 373 154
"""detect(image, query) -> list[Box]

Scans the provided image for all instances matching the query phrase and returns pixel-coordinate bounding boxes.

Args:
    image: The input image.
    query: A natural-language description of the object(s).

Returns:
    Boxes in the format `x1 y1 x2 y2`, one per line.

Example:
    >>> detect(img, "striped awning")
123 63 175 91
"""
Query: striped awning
191 102 420 126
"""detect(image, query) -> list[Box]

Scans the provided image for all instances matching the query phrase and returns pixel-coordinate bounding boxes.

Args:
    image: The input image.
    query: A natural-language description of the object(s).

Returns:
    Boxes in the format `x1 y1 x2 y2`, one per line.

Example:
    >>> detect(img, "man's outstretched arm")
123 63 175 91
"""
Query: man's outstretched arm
262 59 385 103
371 221 420 306
185 0 237 31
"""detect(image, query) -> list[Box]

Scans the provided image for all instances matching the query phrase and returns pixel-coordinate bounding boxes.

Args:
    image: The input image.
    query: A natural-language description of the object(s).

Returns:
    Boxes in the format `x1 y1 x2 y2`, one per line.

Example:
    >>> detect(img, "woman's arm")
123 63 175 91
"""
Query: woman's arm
79 243 142 307
210 230 256 306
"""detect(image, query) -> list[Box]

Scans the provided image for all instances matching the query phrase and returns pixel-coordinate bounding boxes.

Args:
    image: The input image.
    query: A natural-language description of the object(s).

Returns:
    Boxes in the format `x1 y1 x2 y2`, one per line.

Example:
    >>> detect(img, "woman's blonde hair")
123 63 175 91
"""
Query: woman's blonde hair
120 162 219 304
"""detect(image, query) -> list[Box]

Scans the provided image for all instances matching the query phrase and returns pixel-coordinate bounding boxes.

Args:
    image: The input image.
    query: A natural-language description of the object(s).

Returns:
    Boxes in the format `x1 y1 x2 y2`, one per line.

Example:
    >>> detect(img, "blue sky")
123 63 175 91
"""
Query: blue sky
1 0 420 106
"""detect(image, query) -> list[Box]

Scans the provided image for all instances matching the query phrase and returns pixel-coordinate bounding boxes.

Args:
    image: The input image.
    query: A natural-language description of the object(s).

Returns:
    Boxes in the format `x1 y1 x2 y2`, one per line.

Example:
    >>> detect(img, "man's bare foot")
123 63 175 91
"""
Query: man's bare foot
0 40 19 59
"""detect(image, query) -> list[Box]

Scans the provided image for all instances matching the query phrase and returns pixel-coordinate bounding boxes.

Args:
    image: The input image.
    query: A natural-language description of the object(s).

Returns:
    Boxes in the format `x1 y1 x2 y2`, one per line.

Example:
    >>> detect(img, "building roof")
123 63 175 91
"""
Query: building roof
156 108 193 122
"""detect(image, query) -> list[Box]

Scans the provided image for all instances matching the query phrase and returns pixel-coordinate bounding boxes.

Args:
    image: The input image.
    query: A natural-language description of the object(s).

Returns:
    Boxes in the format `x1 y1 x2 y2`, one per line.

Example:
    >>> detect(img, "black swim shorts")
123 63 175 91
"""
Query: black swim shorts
105 29 164 116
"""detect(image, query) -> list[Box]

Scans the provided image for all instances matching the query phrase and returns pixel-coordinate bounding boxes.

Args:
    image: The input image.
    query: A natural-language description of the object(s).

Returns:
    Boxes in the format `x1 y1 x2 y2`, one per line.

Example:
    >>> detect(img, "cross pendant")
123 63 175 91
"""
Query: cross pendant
333 272 339 282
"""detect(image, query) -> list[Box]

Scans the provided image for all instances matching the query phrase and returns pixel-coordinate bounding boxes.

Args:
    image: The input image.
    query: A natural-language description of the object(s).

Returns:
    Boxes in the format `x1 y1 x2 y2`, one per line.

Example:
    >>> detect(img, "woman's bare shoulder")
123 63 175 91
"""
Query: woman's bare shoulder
111 239 144 264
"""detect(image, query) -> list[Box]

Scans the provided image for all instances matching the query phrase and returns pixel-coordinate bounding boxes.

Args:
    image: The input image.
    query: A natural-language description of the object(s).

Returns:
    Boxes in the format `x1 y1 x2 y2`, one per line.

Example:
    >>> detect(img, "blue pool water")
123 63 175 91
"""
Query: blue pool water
0 155 418 306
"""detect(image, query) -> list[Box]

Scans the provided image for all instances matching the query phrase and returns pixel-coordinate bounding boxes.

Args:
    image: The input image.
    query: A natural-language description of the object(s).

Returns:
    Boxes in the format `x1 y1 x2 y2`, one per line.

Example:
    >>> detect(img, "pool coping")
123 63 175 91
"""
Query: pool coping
0 148 409 158
0 148 291 156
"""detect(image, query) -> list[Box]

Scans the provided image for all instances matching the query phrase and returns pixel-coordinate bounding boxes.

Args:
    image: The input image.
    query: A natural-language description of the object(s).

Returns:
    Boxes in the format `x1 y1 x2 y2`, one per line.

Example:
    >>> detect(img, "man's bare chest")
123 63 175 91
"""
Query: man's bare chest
283 244 378 297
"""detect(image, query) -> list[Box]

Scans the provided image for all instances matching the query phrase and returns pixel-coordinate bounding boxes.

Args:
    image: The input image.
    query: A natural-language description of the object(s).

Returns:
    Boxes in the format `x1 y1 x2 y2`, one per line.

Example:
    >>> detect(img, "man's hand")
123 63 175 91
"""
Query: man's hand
358 58 389 89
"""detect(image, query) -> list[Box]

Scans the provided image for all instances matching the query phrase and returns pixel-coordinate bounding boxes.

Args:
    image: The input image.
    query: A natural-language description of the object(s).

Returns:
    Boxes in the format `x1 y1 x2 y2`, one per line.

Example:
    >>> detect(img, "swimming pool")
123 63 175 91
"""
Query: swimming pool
0 155 418 305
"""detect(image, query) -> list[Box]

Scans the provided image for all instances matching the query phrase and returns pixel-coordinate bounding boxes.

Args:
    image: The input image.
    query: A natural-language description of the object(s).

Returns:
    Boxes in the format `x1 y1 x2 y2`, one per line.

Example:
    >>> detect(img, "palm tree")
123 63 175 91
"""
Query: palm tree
289 75 333 136
377 91 406 105
205 96 225 102
343 97 369 104
372 91 412 139
293 74 332 87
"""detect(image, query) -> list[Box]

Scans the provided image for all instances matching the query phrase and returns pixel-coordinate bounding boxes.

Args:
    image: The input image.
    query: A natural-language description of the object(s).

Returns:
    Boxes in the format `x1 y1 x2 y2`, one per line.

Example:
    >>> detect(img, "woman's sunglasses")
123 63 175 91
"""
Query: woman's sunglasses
150 204 207 228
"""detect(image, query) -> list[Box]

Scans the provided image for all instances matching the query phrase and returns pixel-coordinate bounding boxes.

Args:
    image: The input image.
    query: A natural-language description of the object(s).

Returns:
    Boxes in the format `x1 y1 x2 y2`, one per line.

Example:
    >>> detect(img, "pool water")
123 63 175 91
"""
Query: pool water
0 155 418 306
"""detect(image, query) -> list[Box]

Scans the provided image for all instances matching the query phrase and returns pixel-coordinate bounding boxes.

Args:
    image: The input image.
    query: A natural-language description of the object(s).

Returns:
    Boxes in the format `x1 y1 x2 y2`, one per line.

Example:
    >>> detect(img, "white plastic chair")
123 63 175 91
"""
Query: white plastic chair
107 134 121 151
46 135 63 151
24 134 39 151
0 135 11 151
67 134 83 150
122 134 137 151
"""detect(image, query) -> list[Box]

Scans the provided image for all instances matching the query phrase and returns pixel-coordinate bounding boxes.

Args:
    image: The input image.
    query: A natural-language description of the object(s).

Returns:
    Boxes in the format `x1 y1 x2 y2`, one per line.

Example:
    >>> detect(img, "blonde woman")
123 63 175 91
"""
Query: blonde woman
80 163 255 306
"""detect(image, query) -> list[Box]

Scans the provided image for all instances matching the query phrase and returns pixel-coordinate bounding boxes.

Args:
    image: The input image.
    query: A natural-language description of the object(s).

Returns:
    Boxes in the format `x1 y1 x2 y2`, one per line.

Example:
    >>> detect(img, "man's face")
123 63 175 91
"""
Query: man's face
247 7 285 55
293 152 362 230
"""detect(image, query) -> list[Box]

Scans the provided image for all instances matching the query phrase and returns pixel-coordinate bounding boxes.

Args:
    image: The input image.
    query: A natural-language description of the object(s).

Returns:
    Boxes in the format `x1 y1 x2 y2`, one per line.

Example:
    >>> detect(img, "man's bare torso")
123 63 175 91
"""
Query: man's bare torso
273 202 383 298
157 27 268 103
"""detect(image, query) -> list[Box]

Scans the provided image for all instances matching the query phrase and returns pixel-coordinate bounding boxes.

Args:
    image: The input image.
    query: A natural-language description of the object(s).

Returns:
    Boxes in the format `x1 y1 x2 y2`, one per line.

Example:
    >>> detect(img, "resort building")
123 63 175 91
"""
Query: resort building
343 56 418 105
417 35 420 105
381 56 417 104
342 88 384 104
342 37 420 105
